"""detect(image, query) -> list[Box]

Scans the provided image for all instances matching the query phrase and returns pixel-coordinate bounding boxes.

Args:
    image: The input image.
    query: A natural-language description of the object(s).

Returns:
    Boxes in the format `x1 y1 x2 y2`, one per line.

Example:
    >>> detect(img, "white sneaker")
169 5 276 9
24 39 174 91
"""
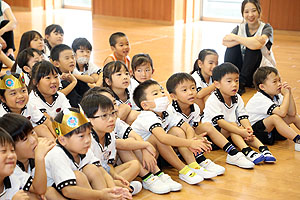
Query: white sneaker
179 169 203 184
295 143 300 151
226 152 254 169
190 166 217 179
142 174 170 194
159 173 182 192
245 150 265 164
199 159 225 175
130 181 142 195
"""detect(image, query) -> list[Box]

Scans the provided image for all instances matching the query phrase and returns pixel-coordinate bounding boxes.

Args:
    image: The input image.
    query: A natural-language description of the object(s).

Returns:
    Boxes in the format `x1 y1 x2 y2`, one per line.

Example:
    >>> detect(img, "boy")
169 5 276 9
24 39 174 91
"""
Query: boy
103 32 131 69
46 107 131 199
50 44 92 107
131 79 215 185
166 72 254 170
246 66 300 151
202 63 276 167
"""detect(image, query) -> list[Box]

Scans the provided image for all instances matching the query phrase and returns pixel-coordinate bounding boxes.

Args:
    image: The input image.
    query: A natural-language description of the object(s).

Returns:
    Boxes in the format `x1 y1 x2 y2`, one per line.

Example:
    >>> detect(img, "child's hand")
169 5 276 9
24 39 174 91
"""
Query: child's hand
99 187 131 200
113 174 130 191
282 82 291 92
35 138 55 160
12 190 30 200
60 72 68 81
67 72 77 83
189 137 212 153
142 149 157 172
281 85 289 96
145 142 156 157
239 128 251 138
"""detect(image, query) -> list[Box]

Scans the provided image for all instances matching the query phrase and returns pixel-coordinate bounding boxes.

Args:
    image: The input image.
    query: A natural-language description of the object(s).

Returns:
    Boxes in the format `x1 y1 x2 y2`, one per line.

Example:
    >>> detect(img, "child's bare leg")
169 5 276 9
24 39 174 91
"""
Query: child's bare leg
34 125 56 141
98 167 115 188
284 114 300 132
114 160 141 182
230 133 248 149
117 104 131 121
246 137 264 149
82 164 107 190
125 110 140 125
46 187 67 200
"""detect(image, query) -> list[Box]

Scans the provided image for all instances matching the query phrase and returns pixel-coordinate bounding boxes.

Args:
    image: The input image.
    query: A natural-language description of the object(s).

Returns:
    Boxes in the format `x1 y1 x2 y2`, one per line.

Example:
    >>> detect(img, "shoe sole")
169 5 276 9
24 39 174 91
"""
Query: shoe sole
264 157 276 163
169 185 182 192
179 175 203 185
226 160 254 169
142 184 170 194
253 156 265 165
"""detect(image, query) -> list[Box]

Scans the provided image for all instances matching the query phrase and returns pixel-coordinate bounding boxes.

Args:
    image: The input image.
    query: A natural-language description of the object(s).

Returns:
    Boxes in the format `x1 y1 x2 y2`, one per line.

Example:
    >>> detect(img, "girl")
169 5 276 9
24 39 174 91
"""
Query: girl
11 48 43 85
0 72 55 139
191 49 218 112
0 113 62 199
223 0 275 95
28 60 71 120
44 24 64 58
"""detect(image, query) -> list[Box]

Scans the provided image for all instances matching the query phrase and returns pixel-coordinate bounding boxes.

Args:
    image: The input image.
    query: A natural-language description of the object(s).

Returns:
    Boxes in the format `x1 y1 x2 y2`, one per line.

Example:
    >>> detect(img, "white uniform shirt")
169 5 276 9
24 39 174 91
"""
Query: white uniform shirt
45 144 100 191
114 118 132 139
191 70 213 92
202 89 249 126
73 62 101 76
112 88 134 108
246 91 283 125
131 110 185 141
16 159 35 177
167 100 202 128
28 90 71 119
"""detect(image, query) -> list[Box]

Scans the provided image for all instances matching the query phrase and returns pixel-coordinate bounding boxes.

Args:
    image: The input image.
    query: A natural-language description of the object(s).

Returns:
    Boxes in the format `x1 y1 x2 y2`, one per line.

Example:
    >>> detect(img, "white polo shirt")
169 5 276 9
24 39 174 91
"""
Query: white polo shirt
191 70 213 92
16 159 35 177
73 62 101 76
202 89 249 126
246 91 283 125
131 110 185 141
114 118 132 139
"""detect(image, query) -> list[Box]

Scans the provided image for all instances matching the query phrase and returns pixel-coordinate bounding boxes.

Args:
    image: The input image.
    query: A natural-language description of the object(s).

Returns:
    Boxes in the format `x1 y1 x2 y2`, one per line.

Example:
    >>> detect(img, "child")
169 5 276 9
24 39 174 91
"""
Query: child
82 87 180 194
47 107 131 199
28 60 71 119
11 48 43 85
72 37 102 85
167 72 254 171
202 63 276 166
0 113 62 199
131 79 216 185
0 71 55 139
246 66 300 151
103 32 131 69
44 24 64 58
50 44 92 107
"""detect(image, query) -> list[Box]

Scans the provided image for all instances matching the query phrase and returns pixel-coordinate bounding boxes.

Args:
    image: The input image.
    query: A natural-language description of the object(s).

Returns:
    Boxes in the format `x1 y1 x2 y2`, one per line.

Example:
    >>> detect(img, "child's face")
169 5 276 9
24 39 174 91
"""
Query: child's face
15 131 38 160
26 52 43 73
142 84 166 110
62 127 92 156
1 87 29 111
89 107 117 134
260 72 281 96
46 30 64 47
112 36 130 58
0 143 17 177
134 62 153 83
243 2 260 25
36 72 59 97
109 67 130 90
75 47 91 62
100 92 118 112
199 54 218 78
171 80 197 106
215 73 239 97
30 35 44 51
57 49 76 73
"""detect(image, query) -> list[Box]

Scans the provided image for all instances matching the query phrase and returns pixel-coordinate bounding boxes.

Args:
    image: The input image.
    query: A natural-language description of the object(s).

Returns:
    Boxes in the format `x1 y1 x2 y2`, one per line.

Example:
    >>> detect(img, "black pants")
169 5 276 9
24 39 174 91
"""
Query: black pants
224 45 262 87
0 20 15 53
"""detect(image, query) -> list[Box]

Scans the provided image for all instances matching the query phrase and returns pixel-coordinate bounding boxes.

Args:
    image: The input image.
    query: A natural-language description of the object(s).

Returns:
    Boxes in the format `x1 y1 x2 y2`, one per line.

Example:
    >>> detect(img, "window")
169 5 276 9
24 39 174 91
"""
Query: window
63 0 91 9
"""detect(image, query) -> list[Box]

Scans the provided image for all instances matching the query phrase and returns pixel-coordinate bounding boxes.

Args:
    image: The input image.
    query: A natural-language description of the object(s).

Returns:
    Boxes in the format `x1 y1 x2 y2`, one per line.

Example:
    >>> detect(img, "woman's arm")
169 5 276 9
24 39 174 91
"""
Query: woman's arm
0 7 17 35
223 33 268 50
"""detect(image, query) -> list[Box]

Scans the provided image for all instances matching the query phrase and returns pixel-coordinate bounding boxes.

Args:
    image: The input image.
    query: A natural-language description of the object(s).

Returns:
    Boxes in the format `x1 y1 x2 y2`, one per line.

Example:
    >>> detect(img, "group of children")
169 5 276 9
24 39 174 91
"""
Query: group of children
0 18 299 200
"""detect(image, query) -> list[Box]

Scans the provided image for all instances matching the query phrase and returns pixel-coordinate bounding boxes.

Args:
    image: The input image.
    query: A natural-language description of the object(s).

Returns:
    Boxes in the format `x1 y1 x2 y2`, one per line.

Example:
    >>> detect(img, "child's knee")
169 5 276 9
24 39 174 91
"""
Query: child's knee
168 127 186 138
128 159 141 172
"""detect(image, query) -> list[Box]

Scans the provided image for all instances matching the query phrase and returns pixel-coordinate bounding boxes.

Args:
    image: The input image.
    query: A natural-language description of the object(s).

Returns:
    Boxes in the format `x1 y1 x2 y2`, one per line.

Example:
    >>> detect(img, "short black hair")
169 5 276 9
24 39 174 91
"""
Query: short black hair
72 37 92 52
131 53 153 73
50 44 72 61
54 108 92 137
83 87 114 98
109 32 126 47
103 61 129 87
80 93 114 118
133 79 161 110
11 48 43 73
0 127 15 148
212 62 239 81
0 113 33 142
253 66 278 90
45 24 64 36
166 72 196 94
0 73 25 99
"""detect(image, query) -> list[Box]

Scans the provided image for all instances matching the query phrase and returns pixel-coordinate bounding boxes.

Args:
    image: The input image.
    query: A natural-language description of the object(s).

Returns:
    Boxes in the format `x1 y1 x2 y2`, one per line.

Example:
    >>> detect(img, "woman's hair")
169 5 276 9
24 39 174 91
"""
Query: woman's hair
18 30 43 55
0 113 33 142
241 0 261 17
0 127 15 148
0 73 23 100
11 48 43 73
102 61 129 87
191 49 218 74
29 60 59 92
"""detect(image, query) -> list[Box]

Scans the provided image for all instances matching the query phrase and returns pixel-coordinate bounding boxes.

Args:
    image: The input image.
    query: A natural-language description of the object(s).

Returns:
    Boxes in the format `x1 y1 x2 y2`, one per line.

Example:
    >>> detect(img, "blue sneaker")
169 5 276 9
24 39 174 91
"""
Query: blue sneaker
262 150 276 163
246 151 265 164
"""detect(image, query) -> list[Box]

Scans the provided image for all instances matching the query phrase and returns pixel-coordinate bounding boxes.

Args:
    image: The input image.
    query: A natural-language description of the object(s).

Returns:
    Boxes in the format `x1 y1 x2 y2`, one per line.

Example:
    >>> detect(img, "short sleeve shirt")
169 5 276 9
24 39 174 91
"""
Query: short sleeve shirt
131 110 185 141
114 118 132 139
202 89 249 126
112 88 133 107
246 91 283 125
16 159 35 177
73 62 101 76
191 70 213 92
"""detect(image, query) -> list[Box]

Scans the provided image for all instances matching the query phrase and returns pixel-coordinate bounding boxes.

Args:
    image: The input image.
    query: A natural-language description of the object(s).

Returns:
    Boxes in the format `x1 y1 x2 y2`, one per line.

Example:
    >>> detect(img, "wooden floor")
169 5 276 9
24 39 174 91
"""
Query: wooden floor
13 8 300 200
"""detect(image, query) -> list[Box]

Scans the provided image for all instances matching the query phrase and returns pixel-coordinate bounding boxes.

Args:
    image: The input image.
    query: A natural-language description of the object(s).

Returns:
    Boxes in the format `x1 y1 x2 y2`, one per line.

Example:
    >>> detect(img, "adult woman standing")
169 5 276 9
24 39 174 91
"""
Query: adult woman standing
223 0 275 95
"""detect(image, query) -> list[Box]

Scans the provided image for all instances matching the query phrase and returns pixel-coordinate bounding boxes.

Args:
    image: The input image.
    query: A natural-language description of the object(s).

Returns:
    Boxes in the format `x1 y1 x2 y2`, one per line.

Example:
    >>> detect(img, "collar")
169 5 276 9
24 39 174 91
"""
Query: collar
197 69 207 84
154 111 169 120
1 103 27 113
112 88 130 102
214 89 238 104
132 76 141 84
76 62 89 72
91 129 112 147
172 100 195 114
35 89 58 104
3 176 11 190
259 90 279 102
16 159 35 172
57 141 86 162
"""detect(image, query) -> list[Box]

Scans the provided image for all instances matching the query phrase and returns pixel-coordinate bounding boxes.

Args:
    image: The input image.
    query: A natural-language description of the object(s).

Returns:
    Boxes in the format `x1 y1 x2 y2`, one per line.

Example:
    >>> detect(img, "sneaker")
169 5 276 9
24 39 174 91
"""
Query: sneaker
295 143 300 151
262 150 276 163
130 181 142 195
142 174 170 194
246 151 265 164
190 166 217 179
179 169 204 184
226 152 254 169
199 159 225 175
159 173 182 192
